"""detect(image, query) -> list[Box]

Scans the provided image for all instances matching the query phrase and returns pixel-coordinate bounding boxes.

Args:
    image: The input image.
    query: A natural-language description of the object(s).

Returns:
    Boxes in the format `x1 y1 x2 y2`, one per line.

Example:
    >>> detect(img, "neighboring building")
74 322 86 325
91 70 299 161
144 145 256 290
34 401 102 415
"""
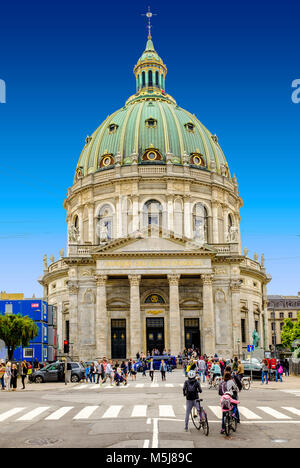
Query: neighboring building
39 27 271 361
0 297 57 362
267 293 300 350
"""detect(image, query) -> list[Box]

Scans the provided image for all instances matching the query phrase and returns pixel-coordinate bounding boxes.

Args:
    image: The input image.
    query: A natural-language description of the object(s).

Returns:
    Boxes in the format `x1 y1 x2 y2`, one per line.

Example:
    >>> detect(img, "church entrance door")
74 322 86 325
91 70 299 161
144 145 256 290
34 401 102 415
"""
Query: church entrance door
111 319 126 359
184 318 201 353
146 317 164 355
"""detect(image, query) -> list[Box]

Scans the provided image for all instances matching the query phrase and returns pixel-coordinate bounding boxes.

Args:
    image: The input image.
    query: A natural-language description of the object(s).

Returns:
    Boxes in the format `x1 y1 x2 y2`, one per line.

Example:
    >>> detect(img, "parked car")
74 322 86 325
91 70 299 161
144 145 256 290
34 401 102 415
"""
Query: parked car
31 361 85 383
241 358 262 379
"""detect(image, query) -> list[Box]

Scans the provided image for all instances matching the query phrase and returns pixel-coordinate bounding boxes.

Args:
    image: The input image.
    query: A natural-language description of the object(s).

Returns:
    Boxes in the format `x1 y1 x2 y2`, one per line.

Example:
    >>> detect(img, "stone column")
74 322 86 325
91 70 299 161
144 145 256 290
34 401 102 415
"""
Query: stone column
87 203 94 244
167 195 174 234
212 202 219 244
95 275 108 358
132 196 139 233
68 281 79 359
116 196 123 239
183 196 192 239
129 275 141 357
202 274 215 355
78 207 84 244
230 280 241 356
168 274 181 356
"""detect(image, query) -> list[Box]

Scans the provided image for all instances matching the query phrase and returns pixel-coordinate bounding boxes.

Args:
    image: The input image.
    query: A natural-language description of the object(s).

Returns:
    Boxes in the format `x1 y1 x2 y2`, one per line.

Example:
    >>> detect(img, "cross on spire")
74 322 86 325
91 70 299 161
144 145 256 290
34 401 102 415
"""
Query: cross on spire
142 6 157 40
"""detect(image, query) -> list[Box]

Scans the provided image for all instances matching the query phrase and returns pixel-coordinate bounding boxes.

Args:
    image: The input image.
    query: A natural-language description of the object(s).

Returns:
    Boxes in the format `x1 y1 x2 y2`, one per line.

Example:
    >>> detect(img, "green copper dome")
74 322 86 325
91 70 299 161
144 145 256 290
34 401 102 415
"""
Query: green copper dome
75 36 230 181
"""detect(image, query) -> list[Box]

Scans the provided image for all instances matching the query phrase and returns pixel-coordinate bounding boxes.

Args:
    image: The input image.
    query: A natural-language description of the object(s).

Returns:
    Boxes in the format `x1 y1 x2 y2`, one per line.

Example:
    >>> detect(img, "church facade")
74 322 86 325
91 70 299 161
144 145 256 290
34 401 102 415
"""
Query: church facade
39 30 271 361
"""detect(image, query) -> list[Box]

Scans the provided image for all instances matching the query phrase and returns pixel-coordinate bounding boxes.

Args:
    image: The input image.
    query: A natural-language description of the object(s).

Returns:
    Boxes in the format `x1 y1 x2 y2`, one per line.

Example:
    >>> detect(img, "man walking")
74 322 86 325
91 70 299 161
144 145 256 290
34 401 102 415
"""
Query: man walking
149 358 154 382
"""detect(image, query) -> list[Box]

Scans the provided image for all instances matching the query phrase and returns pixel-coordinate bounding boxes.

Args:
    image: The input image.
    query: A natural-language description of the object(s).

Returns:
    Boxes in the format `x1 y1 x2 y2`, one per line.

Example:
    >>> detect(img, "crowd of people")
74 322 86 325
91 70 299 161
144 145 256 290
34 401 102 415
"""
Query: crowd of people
83 355 173 386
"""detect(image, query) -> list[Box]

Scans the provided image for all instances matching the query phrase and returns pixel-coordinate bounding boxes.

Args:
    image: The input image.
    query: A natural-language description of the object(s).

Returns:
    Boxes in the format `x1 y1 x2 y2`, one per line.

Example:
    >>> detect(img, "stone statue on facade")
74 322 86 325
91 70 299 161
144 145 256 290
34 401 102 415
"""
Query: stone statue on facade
43 254 48 270
99 222 109 244
68 224 80 243
227 226 239 242
195 220 205 245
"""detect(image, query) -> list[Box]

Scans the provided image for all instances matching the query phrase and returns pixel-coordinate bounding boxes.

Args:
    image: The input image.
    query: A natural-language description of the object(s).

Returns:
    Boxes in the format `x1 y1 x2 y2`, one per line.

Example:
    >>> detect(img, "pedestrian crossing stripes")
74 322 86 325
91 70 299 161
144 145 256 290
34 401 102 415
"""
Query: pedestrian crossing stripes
70 382 191 391
281 390 300 397
0 404 299 424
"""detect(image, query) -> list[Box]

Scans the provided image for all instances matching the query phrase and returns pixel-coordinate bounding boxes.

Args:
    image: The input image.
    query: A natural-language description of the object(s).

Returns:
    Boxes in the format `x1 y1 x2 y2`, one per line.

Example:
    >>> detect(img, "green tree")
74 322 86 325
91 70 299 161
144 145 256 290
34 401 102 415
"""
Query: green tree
0 314 39 361
292 311 300 343
280 318 295 349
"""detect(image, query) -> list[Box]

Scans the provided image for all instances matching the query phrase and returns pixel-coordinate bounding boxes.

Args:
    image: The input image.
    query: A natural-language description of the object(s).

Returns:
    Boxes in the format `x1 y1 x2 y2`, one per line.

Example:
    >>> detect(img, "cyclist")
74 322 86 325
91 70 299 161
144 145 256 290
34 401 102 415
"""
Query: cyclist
219 369 240 433
211 360 221 382
183 369 202 432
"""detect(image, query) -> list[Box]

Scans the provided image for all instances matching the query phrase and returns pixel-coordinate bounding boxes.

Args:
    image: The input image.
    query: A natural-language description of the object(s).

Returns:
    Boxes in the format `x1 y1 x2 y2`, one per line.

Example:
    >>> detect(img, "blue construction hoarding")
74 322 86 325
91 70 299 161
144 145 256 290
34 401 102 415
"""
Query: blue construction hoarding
0 299 51 362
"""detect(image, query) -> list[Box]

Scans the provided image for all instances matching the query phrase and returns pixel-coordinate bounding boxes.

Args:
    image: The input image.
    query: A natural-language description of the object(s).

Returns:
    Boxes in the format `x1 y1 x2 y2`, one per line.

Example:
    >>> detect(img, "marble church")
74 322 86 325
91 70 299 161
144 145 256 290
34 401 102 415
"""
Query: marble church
39 25 271 361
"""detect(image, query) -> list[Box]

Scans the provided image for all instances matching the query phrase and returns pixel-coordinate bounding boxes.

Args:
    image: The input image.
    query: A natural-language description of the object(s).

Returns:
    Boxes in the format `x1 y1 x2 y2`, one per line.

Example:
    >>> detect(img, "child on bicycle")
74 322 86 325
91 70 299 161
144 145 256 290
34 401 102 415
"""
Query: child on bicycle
183 369 202 432
219 370 240 434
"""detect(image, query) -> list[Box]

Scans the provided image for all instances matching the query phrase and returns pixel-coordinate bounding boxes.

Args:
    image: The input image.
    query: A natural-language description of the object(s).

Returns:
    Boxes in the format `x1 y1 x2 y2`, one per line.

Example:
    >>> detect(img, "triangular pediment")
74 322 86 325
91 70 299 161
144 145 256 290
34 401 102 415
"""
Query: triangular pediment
92 227 216 256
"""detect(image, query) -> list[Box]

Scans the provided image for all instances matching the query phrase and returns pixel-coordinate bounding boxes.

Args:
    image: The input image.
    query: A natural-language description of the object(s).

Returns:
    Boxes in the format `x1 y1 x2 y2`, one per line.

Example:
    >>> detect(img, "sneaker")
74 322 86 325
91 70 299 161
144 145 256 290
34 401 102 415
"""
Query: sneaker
220 429 225 434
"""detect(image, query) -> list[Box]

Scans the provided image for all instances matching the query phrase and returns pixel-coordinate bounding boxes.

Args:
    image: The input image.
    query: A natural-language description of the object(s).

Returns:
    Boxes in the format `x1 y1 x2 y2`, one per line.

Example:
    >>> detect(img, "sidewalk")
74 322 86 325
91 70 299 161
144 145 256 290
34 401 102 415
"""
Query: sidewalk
251 375 300 390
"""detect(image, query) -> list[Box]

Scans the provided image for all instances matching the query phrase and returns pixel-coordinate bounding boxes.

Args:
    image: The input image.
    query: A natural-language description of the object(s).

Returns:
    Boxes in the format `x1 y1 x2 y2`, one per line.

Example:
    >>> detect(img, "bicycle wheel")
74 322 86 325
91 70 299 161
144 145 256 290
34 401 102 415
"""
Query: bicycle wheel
243 378 250 391
231 415 237 432
191 406 201 430
200 409 209 436
224 412 231 436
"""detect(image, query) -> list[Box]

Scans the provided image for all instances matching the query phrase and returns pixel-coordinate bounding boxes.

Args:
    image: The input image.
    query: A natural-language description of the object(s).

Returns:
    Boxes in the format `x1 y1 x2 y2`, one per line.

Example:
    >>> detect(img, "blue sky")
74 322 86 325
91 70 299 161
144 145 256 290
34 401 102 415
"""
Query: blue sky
0 0 299 297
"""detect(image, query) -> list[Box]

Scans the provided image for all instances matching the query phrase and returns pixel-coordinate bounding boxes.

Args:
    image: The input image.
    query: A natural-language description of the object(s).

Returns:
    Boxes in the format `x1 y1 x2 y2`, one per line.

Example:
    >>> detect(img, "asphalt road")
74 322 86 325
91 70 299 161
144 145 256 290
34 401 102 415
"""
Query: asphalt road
0 370 299 448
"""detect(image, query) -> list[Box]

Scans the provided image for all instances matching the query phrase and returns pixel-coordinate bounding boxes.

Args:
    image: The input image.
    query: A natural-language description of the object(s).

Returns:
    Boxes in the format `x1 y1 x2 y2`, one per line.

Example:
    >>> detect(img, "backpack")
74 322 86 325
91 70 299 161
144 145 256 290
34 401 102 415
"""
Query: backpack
221 395 232 411
218 380 227 396
185 379 199 400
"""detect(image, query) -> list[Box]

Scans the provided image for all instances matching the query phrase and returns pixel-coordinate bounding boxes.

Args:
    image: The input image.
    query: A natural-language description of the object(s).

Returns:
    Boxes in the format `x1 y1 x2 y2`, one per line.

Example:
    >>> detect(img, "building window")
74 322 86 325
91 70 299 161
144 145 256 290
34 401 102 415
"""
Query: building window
23 348 34 359
280 312 284 319
4 303 13 315
288 312 293 319
144 200 163 228
148 70 153 87
241 319 246 343
145 118 157 128
280 322 284 331
271 312 275 319
108 123 118 134
193 203 208 243
184 122 195 132
271 322 276 332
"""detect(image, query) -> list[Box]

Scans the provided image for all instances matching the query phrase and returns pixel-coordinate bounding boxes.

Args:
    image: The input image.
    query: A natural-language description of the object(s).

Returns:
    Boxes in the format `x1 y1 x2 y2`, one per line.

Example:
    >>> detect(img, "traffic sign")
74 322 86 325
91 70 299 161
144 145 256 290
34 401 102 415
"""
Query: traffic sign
247 345 255 352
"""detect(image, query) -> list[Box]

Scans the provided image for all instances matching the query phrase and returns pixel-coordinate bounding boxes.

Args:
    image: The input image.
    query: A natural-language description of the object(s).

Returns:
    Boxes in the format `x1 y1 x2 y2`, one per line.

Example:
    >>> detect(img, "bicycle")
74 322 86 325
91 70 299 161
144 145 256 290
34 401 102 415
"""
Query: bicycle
223 408 237 436
208 373 222 390
190 399 209 436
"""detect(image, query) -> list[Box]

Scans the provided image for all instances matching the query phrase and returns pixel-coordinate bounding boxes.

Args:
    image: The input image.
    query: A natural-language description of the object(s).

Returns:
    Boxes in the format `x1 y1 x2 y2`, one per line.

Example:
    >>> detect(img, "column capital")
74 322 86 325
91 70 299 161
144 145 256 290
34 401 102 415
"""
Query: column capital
128 274 141 286
167 274 180 285
201 273 214 285
230 279 241 292
67 281 79 295
95 275 108 286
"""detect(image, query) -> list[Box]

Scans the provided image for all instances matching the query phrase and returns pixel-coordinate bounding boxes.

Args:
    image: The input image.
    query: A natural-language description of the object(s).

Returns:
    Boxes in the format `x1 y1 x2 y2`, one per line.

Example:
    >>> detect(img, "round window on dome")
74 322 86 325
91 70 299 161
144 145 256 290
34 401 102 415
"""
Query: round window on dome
103 156 112 167
191 154 205 167
147 151 157 161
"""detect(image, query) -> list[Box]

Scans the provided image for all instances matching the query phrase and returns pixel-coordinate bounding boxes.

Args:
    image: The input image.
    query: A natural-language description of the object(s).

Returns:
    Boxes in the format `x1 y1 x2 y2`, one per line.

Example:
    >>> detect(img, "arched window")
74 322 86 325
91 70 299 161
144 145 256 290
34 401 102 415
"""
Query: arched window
142 71 146 88
155 71 159 87
143 200 163 228
148 70 153 87
74 215 79 230
97 204 113 243
193 203 208 243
